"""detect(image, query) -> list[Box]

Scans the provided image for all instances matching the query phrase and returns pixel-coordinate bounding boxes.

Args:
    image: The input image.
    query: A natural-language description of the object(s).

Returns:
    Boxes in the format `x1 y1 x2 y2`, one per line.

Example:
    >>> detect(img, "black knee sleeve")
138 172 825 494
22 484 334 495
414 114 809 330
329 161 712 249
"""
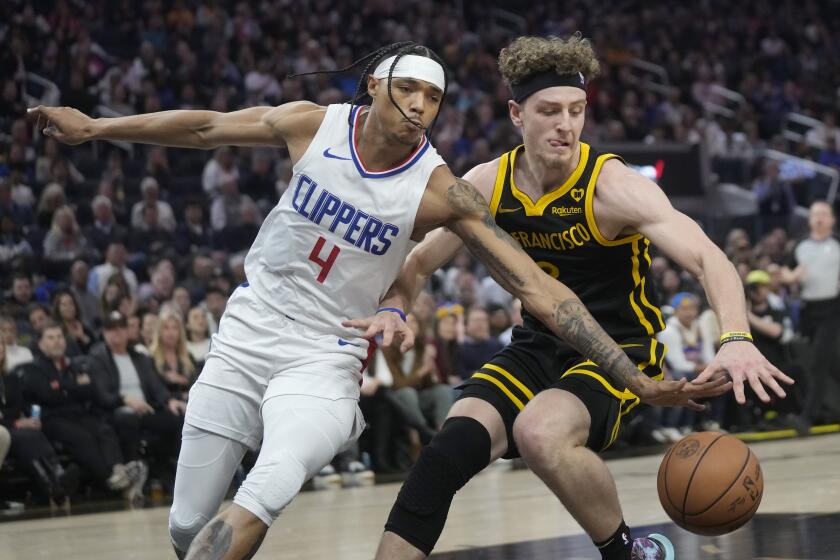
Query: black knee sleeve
385 416 491 556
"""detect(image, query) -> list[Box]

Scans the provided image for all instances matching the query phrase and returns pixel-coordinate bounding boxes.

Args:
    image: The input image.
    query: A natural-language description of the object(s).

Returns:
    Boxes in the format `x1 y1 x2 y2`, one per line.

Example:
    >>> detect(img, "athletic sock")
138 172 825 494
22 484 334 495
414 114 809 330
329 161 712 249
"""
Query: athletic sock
594 520 633 560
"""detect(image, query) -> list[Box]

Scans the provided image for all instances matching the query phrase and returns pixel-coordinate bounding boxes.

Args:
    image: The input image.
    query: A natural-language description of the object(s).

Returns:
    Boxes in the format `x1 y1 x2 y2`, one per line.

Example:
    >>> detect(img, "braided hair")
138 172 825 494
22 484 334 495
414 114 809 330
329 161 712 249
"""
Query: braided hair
288 42 449 139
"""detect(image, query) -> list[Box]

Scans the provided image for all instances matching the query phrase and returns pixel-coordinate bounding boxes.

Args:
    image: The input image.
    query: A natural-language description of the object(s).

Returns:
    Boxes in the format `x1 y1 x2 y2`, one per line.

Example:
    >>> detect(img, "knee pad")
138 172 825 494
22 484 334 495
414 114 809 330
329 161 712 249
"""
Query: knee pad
386 416 491 555
233 450 308 527
168 509 210 553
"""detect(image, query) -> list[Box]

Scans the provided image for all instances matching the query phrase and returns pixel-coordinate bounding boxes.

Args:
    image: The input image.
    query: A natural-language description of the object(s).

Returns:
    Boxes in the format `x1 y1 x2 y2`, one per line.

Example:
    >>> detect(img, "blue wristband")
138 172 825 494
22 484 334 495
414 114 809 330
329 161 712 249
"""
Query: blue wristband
376 307 407 321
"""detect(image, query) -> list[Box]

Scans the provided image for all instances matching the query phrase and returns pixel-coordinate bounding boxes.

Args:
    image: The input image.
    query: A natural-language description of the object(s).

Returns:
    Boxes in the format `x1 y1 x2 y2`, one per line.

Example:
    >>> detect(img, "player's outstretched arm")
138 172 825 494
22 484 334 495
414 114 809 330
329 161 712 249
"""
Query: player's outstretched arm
27 101 321 150
430 170 731 408
594 159 795 404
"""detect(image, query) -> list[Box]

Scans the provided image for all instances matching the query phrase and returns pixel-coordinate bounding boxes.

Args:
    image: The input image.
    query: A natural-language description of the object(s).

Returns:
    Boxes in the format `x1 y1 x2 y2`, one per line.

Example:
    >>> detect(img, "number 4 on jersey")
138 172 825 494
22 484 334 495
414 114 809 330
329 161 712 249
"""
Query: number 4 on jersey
308 236 340 283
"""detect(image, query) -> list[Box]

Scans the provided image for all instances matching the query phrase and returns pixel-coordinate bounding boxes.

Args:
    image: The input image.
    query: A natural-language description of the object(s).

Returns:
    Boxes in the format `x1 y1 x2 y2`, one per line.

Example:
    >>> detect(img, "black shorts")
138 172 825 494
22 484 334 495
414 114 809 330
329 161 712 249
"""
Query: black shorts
456 327 665 458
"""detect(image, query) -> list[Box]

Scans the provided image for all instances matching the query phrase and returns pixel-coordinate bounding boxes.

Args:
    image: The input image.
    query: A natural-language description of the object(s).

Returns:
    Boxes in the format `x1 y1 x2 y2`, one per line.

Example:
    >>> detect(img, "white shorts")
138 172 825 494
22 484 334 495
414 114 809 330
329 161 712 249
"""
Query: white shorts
185 283 369 449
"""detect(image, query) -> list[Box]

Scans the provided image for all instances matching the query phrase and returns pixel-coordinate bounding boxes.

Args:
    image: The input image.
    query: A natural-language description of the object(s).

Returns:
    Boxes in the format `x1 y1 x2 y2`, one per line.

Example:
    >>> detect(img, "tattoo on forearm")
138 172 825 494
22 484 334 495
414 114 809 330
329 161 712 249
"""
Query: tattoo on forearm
187 519 233 560
553 299 645 389
446 178 527 289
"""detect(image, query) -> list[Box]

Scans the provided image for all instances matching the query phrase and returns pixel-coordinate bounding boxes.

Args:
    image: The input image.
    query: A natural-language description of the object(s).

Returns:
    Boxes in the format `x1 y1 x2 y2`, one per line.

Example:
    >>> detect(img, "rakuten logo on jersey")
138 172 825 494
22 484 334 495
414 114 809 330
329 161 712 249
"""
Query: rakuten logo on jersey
291 174 399 255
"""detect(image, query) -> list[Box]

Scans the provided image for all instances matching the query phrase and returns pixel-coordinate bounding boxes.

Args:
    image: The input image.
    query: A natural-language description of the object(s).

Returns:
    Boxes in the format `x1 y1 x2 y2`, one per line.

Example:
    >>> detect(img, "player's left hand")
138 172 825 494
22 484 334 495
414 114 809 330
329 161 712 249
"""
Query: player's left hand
694 341 794 405
342 311 414 352
631 375 732 411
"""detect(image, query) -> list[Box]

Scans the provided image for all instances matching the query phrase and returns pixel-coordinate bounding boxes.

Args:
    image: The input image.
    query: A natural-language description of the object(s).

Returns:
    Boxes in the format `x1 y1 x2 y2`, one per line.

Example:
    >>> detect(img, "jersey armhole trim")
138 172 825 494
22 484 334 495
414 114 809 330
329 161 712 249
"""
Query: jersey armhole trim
584 154 643 247
489 154 508 218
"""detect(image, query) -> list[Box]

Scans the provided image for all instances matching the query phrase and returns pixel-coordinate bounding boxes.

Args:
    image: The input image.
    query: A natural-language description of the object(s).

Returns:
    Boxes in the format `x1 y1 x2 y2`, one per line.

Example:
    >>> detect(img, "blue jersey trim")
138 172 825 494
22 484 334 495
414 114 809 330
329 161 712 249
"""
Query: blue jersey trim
348 105 430 179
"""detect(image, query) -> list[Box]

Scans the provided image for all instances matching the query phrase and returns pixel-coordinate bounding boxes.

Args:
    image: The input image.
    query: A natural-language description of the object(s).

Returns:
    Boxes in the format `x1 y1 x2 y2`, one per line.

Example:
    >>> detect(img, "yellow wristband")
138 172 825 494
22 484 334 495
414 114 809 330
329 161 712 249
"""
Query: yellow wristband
720 331 753 344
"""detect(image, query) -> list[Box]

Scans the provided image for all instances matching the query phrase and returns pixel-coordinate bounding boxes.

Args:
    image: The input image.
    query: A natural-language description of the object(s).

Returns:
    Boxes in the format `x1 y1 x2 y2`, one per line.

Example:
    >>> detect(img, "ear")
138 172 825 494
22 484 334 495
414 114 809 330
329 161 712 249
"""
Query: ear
367 75 379 99
509 100 523 128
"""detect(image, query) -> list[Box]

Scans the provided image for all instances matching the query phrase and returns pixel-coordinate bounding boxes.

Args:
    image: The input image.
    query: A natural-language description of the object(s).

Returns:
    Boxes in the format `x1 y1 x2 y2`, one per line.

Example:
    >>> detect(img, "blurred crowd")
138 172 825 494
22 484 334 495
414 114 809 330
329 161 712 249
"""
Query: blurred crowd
1 0 839 508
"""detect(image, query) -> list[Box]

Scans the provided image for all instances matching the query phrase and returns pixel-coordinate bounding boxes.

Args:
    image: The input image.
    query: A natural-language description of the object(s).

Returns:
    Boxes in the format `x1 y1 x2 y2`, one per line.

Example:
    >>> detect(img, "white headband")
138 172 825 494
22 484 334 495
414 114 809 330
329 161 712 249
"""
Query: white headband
372 54 446 91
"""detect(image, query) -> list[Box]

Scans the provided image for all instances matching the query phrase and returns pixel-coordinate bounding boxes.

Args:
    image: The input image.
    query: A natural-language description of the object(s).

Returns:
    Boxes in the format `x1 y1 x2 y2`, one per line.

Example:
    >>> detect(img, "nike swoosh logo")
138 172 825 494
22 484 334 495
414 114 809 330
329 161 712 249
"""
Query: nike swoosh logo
497 206 523 214
338 339 361 347
323 147 351 161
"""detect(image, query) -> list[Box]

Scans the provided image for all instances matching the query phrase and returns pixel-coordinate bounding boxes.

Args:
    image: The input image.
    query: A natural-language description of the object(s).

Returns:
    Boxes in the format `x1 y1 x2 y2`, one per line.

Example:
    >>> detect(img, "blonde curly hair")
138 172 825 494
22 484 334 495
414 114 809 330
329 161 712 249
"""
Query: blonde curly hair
498 33 600 87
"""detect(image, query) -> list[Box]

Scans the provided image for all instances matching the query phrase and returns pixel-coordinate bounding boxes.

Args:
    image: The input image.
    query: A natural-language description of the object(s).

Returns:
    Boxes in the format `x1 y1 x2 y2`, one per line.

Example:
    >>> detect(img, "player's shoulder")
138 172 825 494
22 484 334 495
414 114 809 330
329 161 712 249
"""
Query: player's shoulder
266 101 327 137
462 157 504 202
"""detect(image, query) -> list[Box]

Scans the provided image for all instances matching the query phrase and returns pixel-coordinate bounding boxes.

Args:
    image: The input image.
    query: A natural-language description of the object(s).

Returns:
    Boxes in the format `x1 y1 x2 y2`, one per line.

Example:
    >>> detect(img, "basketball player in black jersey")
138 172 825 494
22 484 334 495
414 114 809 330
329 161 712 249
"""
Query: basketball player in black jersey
348 34 794 560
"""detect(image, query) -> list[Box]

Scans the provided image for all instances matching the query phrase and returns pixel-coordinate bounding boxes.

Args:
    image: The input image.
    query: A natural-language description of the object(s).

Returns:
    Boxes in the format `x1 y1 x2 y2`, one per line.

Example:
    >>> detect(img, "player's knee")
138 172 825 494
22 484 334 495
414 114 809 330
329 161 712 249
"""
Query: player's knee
513 392 589 459
168 509 209 553
386 416 491 555
233 450 308 526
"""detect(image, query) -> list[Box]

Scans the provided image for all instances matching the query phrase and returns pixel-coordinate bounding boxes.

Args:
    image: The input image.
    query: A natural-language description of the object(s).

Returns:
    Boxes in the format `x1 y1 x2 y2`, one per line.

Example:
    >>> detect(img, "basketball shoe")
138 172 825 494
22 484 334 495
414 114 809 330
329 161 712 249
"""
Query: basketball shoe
632 533 675 559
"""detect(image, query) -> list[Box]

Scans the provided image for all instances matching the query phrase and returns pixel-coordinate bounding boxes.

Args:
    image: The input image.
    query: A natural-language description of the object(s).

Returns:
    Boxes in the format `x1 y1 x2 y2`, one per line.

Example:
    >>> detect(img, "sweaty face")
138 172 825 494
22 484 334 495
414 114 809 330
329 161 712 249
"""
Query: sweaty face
511 86 586 169
369 76 442 146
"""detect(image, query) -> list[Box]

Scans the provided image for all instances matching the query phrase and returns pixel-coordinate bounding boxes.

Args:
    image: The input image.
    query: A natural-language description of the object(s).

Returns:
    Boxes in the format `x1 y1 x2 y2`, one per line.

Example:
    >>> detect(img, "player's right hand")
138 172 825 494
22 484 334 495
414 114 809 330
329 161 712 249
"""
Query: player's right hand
630 375 732 411
342 311 415 352
27 105 94 145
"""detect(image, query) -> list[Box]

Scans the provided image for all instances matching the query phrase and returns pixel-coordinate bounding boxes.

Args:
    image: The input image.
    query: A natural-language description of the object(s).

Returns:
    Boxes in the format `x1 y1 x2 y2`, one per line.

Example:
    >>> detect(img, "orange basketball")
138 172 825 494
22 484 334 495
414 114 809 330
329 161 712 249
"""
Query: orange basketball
657 432 763 536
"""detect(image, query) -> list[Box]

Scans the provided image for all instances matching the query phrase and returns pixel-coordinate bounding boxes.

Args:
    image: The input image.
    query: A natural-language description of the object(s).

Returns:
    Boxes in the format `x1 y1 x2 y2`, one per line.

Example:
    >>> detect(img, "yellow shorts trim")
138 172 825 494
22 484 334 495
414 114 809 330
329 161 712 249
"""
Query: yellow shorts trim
482 363 535 401
471 373 525 410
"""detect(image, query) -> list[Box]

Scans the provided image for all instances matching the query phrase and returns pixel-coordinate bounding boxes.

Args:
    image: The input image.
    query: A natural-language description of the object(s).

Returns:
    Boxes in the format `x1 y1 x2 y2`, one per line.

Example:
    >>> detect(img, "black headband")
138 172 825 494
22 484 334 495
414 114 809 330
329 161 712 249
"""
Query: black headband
511 70 587 103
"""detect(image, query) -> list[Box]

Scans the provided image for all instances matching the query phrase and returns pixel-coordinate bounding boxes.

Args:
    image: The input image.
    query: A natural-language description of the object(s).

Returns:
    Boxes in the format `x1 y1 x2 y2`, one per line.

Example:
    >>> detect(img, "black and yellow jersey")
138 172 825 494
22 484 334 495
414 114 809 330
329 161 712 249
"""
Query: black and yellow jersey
489 142 665 341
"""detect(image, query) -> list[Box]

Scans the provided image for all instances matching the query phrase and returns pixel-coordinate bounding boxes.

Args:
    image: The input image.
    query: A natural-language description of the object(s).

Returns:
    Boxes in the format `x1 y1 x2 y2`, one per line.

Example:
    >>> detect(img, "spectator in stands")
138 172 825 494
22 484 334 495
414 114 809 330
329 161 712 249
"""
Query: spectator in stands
100 273 132 318
201 285 227 334
499 299 523 345
129 203 175 260
149 309 196 401
131 177 176 233
658 293 720 433
90 312 185 480
22 322 146 500
209 177 255 232
140 311 159 350
786 201 840 423
68 260 100 330
138 260 176 309
411 291 437 334
486 304 512 339
816 135 840 170
144 147 172 191
0 179 33 228
35 183 67 230
185 306 210 367
170 287 192 320
386 313 453 430
27 304 52 342
0 214 33 273
174 199 211 256
4 272 34 327
753 160 796 236
85 195 127 258
241 150 278 209
0 314 33 370
88 241 138 297
1 337 79 504
202 146 239 198
458 306 504 380
216 197 261 253
52 289 94 354
432 306 463 386
42 205 89 268
745 270 804 426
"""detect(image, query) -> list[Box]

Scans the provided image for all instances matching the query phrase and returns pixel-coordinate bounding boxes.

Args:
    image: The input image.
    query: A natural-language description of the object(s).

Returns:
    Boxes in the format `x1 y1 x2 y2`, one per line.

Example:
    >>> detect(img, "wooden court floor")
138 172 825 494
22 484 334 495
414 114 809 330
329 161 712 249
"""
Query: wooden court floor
2 434 838 559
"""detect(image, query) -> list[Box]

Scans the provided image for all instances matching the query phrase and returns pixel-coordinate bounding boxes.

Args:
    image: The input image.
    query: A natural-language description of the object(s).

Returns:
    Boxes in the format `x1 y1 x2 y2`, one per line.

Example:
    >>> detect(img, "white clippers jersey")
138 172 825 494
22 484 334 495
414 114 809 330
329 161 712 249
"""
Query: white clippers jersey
245 103 445 338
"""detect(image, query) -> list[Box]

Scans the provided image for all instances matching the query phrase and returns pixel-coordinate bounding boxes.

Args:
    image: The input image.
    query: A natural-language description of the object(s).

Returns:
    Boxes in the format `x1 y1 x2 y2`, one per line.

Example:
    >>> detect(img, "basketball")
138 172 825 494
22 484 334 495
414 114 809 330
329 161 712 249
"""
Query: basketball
657 432 763 536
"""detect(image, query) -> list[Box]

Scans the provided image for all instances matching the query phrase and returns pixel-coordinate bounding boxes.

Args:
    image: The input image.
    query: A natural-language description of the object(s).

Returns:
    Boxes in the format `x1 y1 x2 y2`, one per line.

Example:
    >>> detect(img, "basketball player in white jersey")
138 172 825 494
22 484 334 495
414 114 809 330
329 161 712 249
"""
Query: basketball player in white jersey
29 42 726 560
